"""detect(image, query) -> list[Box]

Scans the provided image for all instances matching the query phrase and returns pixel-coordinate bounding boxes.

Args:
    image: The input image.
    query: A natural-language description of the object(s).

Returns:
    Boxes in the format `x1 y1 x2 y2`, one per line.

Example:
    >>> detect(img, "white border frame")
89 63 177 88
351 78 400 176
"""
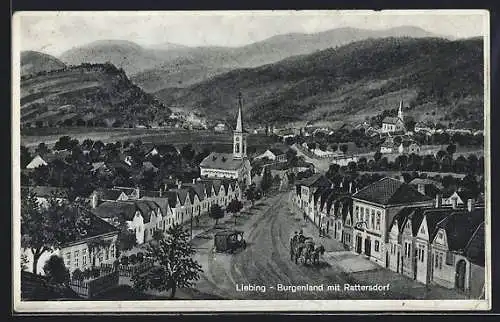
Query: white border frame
12 9 491 313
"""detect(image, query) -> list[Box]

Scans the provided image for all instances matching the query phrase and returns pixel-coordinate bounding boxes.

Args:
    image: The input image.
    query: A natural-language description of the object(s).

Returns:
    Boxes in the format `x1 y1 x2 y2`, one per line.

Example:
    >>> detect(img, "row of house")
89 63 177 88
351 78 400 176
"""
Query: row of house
291 175 485 297
90 178 242 245
21 177 242 276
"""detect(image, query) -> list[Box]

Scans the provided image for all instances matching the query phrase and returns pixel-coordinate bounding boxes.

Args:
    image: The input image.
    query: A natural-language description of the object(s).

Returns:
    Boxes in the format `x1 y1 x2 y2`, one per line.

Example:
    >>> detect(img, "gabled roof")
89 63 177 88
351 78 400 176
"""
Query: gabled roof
183 183 207 201
409 178 444 190
353 177 432 206
92 200 159 223
199 152 245 170
65 206 119 244
269 148 286 156
145 144 179 156
383 116 403 125
95 188 126 201
436 208 485 251
456 189 477 202
390 207 416 233
164 191 180 208
296 173 332 188
170 188 189 205
140 190 162 198
140 196 170 216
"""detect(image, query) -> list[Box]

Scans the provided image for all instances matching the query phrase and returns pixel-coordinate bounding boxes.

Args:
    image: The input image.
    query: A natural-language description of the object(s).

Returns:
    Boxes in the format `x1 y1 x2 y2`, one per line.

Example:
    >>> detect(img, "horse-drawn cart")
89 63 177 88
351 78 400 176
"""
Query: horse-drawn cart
290 236 325 266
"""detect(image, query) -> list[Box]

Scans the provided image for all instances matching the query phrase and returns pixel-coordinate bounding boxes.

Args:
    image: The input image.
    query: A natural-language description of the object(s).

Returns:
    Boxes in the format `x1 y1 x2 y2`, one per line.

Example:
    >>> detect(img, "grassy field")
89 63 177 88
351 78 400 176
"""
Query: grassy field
21 127 279 155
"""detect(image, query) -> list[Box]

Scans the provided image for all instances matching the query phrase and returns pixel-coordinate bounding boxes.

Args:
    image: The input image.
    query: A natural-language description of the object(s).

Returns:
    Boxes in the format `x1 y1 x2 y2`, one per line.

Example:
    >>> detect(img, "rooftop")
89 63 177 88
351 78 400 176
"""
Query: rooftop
353 177 432 206
199 152 246 171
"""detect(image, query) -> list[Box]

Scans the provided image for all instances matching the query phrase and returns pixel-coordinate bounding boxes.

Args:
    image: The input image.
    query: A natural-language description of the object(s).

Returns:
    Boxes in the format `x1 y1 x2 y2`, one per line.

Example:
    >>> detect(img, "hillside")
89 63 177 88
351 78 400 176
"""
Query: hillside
58 26 438 93
21 51 67 76
156 37 484 129
20 63 171 128
134 26 438 92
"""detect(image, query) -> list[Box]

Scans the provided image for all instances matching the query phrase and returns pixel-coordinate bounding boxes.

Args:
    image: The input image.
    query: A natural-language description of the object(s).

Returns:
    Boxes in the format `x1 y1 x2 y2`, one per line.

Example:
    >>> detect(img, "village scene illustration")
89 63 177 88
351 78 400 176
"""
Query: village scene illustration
16 12 487 302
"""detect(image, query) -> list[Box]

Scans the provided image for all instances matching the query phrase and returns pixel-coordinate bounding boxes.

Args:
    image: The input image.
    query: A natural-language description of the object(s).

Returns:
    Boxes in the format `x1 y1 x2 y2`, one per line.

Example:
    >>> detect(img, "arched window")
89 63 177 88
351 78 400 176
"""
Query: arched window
235 143 240 153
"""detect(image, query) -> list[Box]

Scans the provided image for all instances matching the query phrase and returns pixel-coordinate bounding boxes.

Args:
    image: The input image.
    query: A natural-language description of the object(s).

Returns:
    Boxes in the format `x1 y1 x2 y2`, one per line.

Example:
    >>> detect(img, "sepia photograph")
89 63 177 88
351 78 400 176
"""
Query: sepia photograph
12 10 490 312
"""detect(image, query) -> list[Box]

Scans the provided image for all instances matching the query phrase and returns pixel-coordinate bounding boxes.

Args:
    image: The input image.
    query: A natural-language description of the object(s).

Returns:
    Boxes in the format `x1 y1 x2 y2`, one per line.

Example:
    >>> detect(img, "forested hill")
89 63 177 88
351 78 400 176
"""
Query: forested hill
20 63 171 128
156 37 484 129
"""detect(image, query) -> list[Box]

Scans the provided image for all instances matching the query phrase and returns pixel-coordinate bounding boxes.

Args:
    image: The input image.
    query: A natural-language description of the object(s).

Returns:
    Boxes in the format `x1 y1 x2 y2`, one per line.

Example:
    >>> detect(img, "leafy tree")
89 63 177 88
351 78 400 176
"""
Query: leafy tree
180 144 196 163
340 144 349 154
152 229 164 242
227 199 243 225
118 223 137 252
374 151 382 162
36 142 50 155
446 144 457 156
131 224 203 299
308 142 317 151
244 185 257 205
54 136 72 151
72 268 85 281
209 204 224 226
43 255 70 285
260 167 273 194
21 194 92 274
21 146 32 168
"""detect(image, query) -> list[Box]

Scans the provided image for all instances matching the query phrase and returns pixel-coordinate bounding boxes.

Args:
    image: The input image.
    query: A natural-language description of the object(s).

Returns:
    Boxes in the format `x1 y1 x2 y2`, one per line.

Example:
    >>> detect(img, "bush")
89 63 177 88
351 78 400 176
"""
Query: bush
120 255 129 266
43 255 70 285
129 254 138 265
136 252 144 263
91 267 100 279
72 269 84 282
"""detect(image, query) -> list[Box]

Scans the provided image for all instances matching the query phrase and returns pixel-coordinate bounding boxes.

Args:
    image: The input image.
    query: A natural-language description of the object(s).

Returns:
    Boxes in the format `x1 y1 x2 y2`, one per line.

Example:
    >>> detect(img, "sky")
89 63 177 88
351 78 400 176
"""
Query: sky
15 10 488 57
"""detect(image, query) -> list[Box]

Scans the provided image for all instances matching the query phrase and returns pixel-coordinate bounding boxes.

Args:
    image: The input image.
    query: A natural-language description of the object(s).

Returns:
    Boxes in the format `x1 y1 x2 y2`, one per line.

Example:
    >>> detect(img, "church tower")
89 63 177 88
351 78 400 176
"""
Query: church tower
398 100 404 121
233 92 247 160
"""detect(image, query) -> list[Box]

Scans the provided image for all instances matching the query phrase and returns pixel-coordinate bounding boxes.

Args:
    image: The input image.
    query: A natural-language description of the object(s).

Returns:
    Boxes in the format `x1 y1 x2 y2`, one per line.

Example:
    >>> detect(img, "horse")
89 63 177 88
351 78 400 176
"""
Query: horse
312 245 326 265
294 242 306 264
297 241 315 265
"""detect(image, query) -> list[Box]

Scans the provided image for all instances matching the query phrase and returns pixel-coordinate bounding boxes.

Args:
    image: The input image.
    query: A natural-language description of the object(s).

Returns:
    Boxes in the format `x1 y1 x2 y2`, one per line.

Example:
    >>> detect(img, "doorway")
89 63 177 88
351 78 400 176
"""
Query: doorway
364 238 371 257
356 236 362 254
455 260 467 291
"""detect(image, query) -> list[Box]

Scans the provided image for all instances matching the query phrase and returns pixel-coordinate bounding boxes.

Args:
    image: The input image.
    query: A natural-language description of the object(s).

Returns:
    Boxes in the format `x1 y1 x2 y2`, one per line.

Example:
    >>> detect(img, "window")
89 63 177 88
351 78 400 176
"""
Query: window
438 254 443 269
74 251 79 267
376 212 381 231
434 253 439 268
110 244 115 259
421 249 425 262
65 252 71 267
375 241 380 252
445 251 454 265
371 210 375 228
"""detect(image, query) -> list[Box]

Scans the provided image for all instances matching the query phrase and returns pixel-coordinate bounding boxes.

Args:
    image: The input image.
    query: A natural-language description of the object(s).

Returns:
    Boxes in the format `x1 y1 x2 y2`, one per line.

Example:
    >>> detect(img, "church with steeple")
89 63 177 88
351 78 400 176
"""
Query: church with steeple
381 100 407 133
199 93 252 186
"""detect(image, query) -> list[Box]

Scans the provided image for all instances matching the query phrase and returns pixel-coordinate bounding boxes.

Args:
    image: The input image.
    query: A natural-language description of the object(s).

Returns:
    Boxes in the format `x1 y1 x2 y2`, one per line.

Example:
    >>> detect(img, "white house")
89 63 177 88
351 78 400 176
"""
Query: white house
381 101 406 133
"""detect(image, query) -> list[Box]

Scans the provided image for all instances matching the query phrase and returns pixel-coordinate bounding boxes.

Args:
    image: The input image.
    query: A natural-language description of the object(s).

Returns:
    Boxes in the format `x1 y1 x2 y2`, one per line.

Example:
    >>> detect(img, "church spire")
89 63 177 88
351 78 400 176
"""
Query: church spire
398 100 404 120
236 92 243 132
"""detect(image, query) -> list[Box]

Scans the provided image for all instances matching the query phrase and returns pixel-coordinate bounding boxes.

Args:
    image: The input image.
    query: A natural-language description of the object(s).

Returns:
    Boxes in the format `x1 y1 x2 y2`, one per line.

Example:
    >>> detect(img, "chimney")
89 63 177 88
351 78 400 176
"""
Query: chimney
331 183 335 189
159 187 162 197
177 180 182 189
192 178 196 184
467 199 474 212
435 194 442 208
349 181 353 193
135 187 140 199
452 198 458 209
417 184 425 195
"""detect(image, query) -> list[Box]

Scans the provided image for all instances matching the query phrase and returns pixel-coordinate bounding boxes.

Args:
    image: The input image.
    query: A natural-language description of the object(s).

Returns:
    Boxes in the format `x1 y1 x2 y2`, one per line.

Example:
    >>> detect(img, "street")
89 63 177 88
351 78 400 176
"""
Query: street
189 191 425 300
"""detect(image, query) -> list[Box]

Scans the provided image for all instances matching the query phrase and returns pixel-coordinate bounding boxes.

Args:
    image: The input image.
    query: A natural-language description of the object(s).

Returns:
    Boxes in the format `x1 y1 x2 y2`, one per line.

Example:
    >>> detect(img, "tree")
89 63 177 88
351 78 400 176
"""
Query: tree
374 151 382 162
244 185 257 205
43 255 70 285
180 144 196 163
209 204 224 226
21 146 32 169
227 199 243 225
260 167 273 194
118 221 137 252
54 136 72 151
36 142 50 155
21 194 92 274
152 229 164 242
131 224 203 299
340 144 348 154
446 144 457 156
